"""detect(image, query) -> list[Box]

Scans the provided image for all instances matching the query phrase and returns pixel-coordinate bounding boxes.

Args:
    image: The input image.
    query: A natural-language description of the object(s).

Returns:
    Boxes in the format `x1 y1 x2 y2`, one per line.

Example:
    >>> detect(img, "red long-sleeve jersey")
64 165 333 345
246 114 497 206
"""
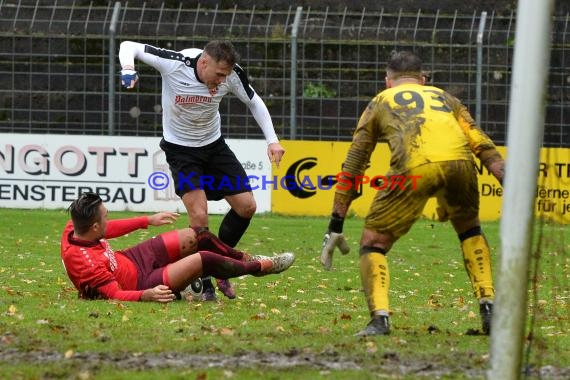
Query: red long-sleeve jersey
60 217 149 301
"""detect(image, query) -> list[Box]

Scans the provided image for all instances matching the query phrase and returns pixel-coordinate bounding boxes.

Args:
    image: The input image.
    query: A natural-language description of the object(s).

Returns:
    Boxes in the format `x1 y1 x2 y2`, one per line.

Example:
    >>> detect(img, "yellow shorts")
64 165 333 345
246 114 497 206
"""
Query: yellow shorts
364 160 480 239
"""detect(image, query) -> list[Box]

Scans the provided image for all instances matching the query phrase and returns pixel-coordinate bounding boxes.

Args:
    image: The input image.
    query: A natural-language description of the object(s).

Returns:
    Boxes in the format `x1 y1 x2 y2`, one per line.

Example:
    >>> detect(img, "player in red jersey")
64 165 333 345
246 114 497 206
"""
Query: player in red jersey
60 192 295 302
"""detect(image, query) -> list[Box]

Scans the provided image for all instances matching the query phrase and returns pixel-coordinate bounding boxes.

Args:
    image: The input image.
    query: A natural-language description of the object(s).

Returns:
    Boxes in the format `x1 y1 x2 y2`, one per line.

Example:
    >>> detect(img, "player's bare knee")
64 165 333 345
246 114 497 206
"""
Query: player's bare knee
189 210 209 227
360 229 394 253
178 228 198 255
237 200 256 219
243 204 256 219
451 217 480 236
360 245 388 256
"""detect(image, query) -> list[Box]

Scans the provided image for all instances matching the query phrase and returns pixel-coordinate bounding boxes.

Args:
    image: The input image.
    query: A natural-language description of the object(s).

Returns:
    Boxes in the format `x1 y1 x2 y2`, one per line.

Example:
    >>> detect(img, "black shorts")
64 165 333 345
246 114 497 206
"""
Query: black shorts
159 137 250 201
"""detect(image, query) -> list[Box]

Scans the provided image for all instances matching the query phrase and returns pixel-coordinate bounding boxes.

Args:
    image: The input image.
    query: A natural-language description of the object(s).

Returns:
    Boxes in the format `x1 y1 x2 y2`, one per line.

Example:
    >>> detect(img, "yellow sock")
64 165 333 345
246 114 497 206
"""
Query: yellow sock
359 251 390 315
461 234 495 301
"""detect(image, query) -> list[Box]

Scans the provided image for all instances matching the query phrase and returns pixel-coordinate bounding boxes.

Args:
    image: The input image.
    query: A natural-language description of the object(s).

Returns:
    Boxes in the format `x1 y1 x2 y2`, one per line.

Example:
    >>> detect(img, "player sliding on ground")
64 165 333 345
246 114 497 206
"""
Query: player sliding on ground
61 192 295 302
321 50 504 336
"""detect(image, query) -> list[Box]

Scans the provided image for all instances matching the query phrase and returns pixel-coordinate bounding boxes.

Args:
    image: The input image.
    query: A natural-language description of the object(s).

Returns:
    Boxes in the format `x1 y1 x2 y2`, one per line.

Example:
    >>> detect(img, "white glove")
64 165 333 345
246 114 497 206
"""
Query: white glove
320 232 350 271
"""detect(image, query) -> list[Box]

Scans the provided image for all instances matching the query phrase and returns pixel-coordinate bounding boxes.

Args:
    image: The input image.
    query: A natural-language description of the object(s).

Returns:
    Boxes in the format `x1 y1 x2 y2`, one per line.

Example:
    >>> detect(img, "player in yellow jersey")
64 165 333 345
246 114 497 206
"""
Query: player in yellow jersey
321 51 505 336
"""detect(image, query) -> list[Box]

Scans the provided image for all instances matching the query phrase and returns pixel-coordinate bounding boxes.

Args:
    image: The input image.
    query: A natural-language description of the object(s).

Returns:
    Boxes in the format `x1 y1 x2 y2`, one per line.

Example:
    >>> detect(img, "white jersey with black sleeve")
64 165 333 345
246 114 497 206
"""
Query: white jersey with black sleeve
119 41 279 148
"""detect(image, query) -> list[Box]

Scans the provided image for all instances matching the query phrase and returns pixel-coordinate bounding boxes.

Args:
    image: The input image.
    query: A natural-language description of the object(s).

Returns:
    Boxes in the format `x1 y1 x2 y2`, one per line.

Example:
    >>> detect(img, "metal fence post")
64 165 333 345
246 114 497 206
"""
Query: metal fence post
290 6 303 140
476 11 487 127
108 2 121 135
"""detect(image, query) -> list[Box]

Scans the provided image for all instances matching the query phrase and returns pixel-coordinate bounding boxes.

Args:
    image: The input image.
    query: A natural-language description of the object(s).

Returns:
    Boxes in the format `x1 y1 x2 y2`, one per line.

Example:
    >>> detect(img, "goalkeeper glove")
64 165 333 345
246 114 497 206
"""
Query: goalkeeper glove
320 213 350 270
120 69 139 89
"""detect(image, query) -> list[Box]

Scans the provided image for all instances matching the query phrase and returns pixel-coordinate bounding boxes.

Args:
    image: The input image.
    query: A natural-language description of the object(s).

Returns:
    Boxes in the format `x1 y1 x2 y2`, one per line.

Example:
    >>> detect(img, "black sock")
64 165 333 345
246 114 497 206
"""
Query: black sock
218 209 251 247
202 276 215 290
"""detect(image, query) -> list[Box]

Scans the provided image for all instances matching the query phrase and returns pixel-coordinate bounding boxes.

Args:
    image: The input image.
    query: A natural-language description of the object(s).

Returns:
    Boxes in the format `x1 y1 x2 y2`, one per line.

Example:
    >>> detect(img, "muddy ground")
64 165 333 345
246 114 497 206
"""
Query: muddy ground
1 348 569 378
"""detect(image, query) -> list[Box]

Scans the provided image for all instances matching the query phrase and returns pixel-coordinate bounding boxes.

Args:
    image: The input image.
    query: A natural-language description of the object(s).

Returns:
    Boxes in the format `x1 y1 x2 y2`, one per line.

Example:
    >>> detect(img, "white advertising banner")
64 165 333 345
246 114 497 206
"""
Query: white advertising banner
0 134 272 213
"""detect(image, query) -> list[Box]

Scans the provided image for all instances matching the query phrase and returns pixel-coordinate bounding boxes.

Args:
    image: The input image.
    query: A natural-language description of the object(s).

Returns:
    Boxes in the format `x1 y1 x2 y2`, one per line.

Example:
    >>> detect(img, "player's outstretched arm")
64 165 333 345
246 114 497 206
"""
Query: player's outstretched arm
147 212 180 227
246 93 284 166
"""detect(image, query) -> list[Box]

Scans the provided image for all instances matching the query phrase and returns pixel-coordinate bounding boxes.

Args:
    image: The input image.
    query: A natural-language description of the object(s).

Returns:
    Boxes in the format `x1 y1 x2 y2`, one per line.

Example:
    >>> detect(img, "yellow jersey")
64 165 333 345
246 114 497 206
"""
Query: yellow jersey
342 83 497 179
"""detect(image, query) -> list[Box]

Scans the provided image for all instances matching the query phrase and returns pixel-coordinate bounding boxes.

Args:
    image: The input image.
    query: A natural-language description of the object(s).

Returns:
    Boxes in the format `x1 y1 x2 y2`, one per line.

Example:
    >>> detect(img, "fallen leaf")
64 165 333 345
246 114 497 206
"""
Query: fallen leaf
219 327 234 336
1 334 14 345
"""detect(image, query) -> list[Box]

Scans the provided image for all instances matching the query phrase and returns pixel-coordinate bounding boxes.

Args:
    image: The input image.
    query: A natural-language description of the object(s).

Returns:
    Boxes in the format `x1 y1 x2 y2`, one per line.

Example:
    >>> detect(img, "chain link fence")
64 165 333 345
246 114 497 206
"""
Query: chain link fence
0 1 568 146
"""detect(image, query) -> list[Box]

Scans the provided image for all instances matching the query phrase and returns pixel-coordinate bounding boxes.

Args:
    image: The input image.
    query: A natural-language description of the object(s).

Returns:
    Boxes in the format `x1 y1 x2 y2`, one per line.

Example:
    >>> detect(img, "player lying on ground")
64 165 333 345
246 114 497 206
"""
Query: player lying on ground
60 192 295 302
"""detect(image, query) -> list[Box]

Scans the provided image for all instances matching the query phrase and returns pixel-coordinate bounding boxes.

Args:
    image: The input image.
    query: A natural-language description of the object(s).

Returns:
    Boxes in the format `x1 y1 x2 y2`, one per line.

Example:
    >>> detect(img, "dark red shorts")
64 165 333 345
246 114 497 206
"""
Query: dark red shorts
121 230 181 289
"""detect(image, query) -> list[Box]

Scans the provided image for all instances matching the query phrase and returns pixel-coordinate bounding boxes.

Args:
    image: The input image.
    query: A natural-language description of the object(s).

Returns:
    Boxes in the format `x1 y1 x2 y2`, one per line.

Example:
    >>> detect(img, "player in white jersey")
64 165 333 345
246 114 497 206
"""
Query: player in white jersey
119 40 286 301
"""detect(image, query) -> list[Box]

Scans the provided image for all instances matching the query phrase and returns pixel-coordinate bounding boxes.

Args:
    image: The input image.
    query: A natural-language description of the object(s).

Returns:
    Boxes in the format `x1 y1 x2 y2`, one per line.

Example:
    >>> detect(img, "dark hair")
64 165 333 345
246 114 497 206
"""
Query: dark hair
67 192 103 234
203 40 239 66
386 50 423 79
